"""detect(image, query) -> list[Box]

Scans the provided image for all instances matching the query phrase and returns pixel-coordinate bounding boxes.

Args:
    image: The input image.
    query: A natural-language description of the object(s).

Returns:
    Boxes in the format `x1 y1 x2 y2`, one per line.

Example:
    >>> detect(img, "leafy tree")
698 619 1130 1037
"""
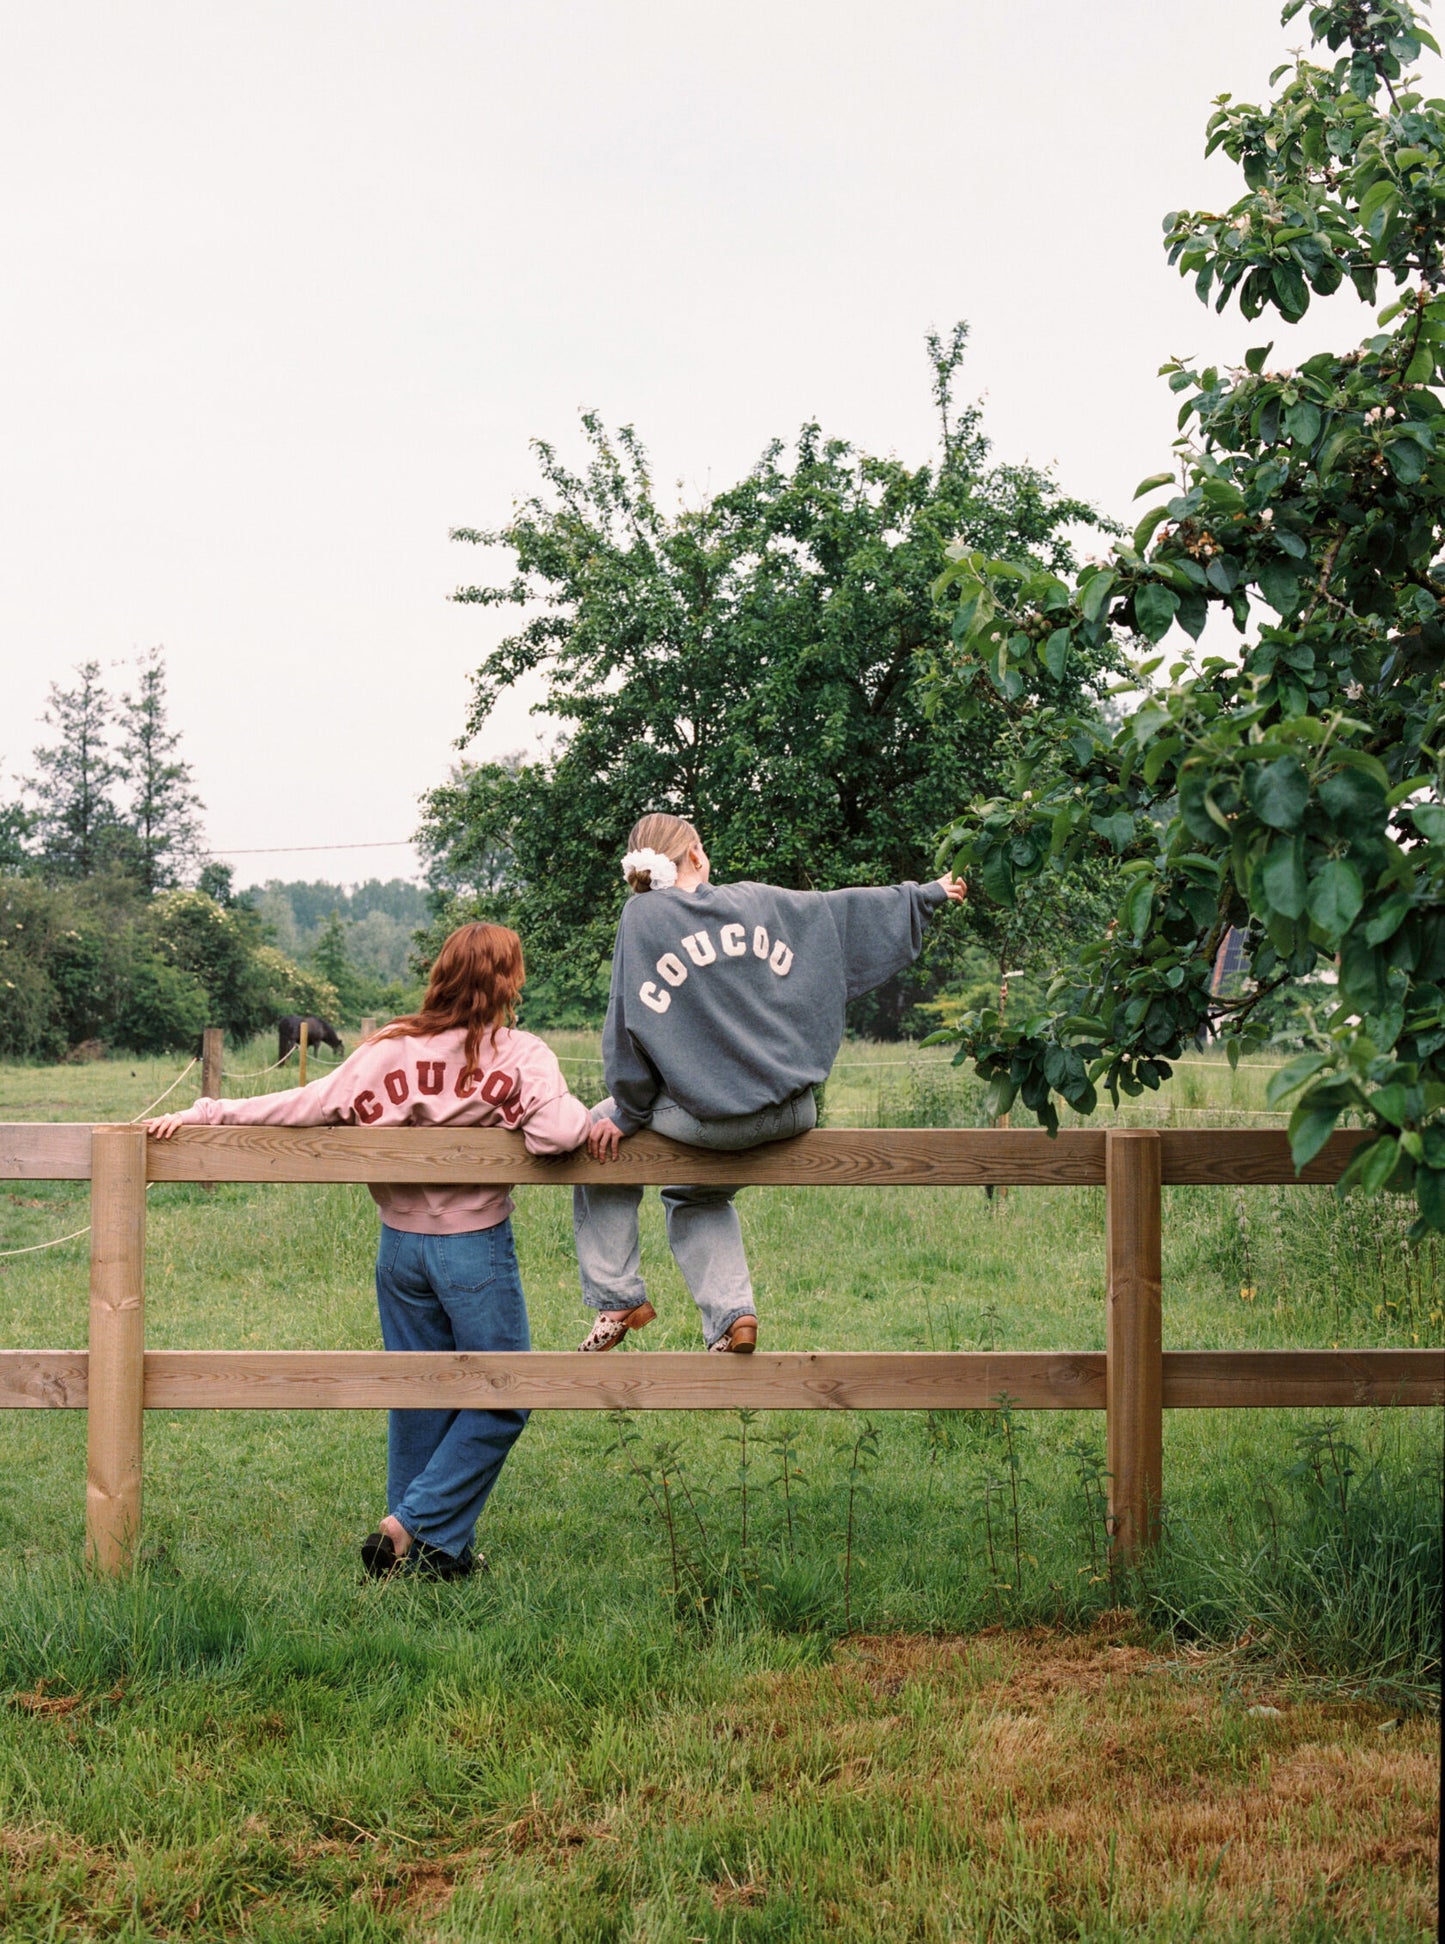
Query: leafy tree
117 648 205 891
146 889 337 1042
929 1 1445 1230
26 661 122 879
424 328 1110 1031
197 861 237 906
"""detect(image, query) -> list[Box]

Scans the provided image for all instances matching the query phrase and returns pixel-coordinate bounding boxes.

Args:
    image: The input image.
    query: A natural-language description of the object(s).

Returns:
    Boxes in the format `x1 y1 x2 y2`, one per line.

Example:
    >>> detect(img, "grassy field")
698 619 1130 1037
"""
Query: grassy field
0 1040 1439 1940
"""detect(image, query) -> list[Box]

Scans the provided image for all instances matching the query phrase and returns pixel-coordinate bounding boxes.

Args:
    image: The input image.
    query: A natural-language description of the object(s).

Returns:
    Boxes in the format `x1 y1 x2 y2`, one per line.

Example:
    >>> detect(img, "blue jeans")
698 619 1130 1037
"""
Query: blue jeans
374 1221 530 1560
573 1091 817 1347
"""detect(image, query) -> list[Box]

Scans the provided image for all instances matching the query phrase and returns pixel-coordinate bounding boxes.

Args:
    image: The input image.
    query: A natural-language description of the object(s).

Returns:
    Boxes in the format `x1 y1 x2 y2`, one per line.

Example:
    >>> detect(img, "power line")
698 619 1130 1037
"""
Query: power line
209 840 417 856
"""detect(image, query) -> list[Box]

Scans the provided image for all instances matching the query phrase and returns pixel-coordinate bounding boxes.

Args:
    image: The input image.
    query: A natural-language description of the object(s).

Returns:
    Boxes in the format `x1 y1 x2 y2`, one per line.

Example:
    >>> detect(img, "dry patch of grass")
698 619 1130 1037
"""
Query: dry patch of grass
700 1625 1439 1933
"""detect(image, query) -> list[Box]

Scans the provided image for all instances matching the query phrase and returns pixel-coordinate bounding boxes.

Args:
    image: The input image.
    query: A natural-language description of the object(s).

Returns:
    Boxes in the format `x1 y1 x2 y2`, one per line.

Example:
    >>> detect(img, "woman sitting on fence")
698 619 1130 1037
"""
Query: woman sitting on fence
576 813 966 1355
149 923 591 1581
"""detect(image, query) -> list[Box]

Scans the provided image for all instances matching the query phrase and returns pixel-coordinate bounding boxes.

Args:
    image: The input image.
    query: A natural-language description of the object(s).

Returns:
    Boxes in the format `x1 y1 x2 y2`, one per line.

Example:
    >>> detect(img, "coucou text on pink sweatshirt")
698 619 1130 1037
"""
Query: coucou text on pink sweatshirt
173 1025 591 1235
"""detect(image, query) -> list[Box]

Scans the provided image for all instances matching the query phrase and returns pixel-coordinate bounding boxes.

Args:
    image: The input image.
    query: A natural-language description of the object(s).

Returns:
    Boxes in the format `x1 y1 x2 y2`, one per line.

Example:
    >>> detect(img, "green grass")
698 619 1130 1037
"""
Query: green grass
0 1041 1440 1940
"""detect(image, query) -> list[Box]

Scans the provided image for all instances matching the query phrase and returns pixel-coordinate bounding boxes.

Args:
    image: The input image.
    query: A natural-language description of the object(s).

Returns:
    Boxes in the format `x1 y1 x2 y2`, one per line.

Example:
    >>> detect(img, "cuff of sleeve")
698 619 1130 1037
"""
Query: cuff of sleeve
609 1109 645 1137
919 880 949 911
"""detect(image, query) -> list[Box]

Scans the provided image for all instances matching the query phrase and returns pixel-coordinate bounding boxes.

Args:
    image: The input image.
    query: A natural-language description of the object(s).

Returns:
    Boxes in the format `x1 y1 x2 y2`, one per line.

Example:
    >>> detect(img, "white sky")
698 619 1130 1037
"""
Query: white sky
1 1 1428 886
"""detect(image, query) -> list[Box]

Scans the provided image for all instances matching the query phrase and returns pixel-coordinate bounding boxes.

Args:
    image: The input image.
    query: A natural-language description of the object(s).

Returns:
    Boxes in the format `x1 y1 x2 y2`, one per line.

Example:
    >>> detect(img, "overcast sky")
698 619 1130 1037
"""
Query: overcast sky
2 1 1425 886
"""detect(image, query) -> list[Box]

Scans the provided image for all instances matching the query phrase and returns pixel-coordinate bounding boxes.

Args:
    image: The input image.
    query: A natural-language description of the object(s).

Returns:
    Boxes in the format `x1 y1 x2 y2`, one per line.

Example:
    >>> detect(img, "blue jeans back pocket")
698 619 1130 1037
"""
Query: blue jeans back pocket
436 1228 499 1293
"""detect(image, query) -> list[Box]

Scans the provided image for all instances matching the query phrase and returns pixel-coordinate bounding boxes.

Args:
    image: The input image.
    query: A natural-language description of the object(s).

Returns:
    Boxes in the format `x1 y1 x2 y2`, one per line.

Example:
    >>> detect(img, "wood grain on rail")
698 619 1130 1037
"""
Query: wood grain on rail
0 1123 93 1179
0 1350 88 1407
1159 1128 1363 1185
140 1350 1109 1411
138 1125 1114 1187
1163 1348 1444 1408
5 1347 1441 1412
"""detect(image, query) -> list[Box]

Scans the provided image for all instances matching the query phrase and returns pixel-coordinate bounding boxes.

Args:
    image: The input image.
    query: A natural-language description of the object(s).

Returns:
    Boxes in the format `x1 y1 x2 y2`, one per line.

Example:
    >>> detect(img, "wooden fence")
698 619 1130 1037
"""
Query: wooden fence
1 1121 1440 1576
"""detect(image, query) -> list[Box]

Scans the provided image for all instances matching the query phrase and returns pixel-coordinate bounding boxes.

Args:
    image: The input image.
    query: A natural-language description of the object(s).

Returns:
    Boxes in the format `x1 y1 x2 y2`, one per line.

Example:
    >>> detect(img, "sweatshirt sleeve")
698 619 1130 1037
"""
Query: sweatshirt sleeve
514 1042 592 1155
601 927 661 1136
172 1051 365 1128
822 881 949 1003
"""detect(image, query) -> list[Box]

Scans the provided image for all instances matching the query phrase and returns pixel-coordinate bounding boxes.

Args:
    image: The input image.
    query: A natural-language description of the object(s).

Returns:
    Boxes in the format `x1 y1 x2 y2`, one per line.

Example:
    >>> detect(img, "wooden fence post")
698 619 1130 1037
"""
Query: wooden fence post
86 1124 148 1574
201 1026 223 1099
1105 1129 1163 1561
298 1018 309 1088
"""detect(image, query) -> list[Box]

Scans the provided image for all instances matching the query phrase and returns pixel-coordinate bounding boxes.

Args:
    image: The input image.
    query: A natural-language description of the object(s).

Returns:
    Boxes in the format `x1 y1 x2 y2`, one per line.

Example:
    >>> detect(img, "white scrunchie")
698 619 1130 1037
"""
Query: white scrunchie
621 847 678 888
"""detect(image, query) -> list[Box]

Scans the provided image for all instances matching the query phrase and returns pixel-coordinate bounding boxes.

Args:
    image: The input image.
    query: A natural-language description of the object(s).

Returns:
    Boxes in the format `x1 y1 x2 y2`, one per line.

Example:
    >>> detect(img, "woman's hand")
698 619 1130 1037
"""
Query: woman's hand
587 1116 625 1161
146 1112 189 1140
935 873 968 904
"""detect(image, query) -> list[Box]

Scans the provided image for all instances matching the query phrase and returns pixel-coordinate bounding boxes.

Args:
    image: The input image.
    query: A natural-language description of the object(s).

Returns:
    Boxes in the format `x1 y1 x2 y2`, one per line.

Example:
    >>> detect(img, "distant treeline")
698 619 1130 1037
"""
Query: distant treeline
248 879 429 985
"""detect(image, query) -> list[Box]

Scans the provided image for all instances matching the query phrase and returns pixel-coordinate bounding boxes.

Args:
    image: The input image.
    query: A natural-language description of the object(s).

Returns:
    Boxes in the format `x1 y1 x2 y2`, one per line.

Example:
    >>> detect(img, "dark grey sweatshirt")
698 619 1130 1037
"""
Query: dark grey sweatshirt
601 879 949 1134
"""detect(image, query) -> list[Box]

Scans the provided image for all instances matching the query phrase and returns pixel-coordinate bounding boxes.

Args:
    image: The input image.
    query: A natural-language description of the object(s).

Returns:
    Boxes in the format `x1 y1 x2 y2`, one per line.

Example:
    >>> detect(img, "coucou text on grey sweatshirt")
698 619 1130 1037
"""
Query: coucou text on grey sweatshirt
601 878 950 1134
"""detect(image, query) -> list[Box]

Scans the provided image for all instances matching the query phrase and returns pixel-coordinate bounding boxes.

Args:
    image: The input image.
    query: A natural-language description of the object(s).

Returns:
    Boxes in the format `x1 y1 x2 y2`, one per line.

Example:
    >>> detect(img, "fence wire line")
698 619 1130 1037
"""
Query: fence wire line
127 1057 199 1122
221 1048 297 1080
0 1055 201 1260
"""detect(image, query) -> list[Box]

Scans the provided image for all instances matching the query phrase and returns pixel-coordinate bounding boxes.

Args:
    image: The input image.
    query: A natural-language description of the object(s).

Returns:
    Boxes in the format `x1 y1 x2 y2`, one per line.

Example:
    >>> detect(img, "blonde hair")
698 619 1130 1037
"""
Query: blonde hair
625 812 700 893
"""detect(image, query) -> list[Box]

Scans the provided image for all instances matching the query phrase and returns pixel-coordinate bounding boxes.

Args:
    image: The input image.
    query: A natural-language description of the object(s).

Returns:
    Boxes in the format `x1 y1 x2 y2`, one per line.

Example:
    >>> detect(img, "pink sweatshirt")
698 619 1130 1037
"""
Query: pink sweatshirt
174 1025 591 1235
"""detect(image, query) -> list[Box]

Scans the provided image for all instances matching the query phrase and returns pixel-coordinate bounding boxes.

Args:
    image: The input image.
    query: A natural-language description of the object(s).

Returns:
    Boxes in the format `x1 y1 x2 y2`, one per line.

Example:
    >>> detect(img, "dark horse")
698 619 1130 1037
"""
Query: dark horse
278 1014 344 1064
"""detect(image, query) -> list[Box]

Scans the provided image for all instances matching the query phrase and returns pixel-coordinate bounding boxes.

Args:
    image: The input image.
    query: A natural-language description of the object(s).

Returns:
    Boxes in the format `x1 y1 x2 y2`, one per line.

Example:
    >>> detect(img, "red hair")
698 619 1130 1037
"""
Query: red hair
371 923 525 1083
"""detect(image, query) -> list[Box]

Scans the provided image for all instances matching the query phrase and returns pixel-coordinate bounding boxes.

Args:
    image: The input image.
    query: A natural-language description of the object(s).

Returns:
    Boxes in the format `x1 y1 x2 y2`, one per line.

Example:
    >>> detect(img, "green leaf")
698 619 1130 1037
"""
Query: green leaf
1355 1135 1401 1195
1079 570 1116 624
1041 628 1071 681
1386 438 1428 484
1244 343 1274 374
1363 894 1412 947
1262 835 1308 919
1412 802 1445 844
1320 766 1386 828
1417 1166 1445 1232
1258 558 1300 614
1289 1103 1341 1171
1133 471 1174 500
1133 505 1171 553
1284 400 1321 444
1370 1083 1416 1128
1266 1050 1330 1107
1175 590 1208 639
1307 857 1364 939
1404 343 1436 384
1123 876 1153 937
1091 810 1136 854
1246 755 1310 831
1133 582 1180 643
980 847 1016 907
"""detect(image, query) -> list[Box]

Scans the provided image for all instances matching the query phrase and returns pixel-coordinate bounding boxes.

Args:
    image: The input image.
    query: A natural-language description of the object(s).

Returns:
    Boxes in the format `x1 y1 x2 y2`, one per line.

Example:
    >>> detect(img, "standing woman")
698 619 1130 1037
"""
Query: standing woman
576 814 966 1354
149 923 591 1579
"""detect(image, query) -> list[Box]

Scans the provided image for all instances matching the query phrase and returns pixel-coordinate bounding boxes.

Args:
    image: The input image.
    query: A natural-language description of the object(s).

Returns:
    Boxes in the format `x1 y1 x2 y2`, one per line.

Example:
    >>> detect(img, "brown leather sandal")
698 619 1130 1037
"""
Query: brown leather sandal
709 1316 758 1354
578 1301 657 1352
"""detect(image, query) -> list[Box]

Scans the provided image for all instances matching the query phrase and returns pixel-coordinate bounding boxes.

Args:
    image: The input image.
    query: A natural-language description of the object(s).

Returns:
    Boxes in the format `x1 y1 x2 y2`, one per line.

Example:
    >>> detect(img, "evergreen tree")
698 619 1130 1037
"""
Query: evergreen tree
26 661 121 880
117 648 205 891
309 909 360 1016
0 799 33 872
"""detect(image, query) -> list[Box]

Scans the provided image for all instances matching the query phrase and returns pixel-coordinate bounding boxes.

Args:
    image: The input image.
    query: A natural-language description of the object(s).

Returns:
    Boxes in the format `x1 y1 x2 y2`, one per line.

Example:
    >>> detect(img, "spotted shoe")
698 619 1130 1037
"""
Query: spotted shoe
578 1301 657 1351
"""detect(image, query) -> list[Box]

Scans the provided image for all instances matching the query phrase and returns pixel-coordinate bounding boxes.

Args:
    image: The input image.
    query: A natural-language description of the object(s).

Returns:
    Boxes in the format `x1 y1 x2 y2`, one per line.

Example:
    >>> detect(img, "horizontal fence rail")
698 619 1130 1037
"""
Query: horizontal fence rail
0 1120 1439 1575
0 1121 1372 1186
2 1348 1439 1414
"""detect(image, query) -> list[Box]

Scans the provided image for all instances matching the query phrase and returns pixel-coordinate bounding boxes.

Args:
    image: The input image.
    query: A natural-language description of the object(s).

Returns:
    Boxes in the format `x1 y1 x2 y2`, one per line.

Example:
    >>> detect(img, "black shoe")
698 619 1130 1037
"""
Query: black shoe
360 1530 399 1578
400 1540 484 1581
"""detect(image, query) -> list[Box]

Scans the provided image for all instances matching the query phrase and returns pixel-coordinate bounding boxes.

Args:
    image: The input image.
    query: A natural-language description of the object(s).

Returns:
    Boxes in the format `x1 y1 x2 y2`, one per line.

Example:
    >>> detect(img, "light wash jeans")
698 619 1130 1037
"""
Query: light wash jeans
374 1220 530 1561
573 1091 817 1347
